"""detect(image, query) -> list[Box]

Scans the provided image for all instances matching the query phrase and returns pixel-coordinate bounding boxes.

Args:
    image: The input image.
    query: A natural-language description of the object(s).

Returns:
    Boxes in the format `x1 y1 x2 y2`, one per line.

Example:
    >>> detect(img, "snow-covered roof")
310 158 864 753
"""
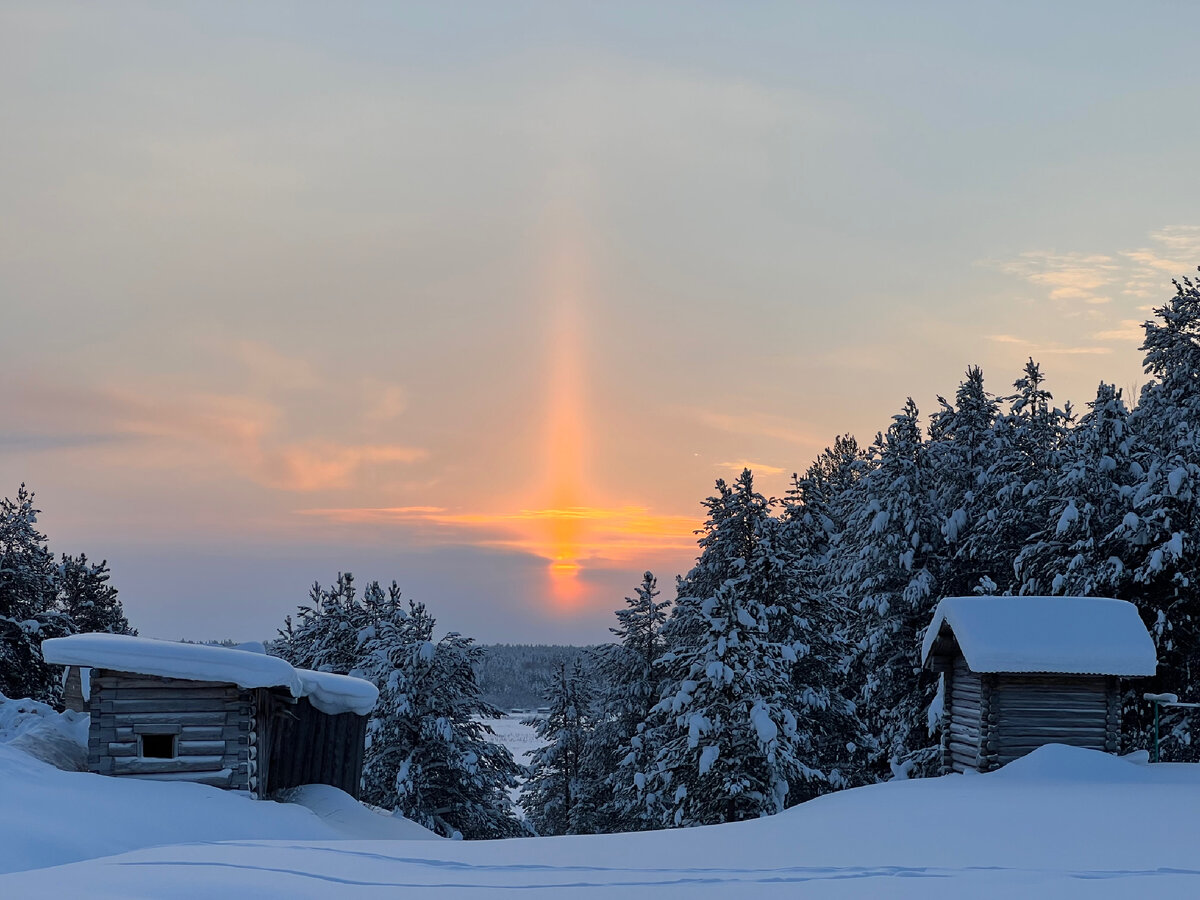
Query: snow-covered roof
921 596 1157 676
41 634 377 716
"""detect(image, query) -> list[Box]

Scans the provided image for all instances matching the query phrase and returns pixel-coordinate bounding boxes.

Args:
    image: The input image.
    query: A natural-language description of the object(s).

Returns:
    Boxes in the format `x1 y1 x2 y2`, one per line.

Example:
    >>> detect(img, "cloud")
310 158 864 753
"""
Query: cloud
716 459 787 476
1092 320 1146 343
297 503 700 562
985 335 1110 356
689 408 821 449
1 340 425 493
989 252 1119 304
992 228 1200 306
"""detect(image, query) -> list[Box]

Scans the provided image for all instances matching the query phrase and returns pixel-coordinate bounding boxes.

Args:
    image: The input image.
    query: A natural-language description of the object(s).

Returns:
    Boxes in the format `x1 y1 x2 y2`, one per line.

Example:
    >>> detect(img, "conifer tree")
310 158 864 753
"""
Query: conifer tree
0 486 72 702
56 553 135 636
590 572 670 833
641 471 811 827
838 401 942 779
1124 272 1200 755
927 367 1001 597
521 659 596 835
360 596 525 839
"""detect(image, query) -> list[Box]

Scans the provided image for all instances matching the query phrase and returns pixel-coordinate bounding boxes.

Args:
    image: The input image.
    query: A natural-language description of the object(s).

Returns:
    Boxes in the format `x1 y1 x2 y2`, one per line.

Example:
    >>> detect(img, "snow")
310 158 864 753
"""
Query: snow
0 693 89 771
42 634 304 694
0 701 439 877
6 741 1200 897
42 634 378 716
296 669 379 717
921 595 1158 675
281 785 440 840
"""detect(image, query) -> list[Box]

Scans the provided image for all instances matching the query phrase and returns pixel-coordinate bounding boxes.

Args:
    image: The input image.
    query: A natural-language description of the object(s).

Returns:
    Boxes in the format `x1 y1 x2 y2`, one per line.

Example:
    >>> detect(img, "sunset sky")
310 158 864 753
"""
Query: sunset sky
3 2 1199 643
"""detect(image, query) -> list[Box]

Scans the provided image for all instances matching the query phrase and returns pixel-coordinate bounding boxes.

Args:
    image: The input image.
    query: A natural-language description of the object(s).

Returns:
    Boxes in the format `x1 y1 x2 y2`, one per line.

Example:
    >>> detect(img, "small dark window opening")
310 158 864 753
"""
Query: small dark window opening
140 733 177 759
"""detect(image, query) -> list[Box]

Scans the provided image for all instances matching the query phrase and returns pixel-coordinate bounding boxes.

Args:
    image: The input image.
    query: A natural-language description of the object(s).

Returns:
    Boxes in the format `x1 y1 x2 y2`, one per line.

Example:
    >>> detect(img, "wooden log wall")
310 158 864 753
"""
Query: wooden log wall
947 655 984 773
87 670 251 791
987 674 1110 767
265 696 368 798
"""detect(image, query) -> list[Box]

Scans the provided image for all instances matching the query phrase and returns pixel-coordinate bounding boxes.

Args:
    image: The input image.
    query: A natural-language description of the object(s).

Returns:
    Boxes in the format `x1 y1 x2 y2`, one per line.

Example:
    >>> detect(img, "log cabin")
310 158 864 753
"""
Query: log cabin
921 596 1157 773
42 634 378 799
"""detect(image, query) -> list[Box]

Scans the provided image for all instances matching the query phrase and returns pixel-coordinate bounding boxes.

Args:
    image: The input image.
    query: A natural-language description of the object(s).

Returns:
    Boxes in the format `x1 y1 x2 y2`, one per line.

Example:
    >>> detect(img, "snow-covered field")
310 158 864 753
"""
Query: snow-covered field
5 697 1200 898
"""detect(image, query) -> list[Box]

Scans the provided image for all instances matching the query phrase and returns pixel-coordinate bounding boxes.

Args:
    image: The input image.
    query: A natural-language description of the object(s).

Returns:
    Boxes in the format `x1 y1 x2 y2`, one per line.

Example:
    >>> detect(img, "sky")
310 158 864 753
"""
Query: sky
2 1 1199 644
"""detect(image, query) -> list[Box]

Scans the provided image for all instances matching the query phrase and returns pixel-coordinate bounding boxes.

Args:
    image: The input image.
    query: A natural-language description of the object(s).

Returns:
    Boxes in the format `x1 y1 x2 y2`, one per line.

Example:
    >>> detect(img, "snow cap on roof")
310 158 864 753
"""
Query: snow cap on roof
41 634 377 715
921 596 1157 676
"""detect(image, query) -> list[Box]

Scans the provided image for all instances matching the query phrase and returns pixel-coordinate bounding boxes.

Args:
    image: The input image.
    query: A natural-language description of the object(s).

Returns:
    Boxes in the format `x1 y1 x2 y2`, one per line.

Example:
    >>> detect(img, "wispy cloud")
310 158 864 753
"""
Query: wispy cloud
991 252 1119 303
2 341 426 493
986 335 1111 356
689 408 820 449
298 504 700 561
989 227 1200 308
716 459 787 476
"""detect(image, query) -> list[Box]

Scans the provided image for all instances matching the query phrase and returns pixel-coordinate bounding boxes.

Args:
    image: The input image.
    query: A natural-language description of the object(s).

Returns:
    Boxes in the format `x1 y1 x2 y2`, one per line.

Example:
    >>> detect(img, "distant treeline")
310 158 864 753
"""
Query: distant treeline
473 644 592 711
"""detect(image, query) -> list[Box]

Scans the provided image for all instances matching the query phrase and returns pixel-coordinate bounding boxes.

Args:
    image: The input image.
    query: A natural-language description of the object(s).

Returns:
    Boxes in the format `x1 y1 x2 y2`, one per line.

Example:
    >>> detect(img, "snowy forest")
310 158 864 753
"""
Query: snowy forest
3 272 1200 840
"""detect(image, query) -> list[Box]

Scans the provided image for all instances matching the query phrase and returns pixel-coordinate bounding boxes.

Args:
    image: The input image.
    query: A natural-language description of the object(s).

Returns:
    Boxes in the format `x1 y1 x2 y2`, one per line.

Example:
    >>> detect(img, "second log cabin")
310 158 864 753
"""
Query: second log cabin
921 595 1157 773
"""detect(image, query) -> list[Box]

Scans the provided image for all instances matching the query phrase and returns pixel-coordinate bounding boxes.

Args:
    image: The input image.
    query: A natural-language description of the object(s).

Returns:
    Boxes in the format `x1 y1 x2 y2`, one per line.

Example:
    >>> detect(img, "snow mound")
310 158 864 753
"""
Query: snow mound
988 743 1149 783
922 595 1157 675
0 693 88 772
282 784 441 840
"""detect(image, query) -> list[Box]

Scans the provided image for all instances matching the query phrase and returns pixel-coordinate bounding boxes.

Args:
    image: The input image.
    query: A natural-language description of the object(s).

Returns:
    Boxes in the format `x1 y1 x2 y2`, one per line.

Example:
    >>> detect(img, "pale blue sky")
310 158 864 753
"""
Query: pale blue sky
2 2 1197 642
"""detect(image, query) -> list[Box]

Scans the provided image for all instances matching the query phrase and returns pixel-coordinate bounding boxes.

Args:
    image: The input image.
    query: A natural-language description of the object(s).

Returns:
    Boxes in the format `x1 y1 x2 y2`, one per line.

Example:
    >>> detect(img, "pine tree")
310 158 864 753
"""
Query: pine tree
1015 382 1138 599
521 659 596 835
360 596 525 839
276 573 369 675
0 486 72 703
928 367 1002 597
56 553 135 636
641 471 811 827
590 572 670 833
963 360 1072 595
1124 272 1200 756
838 401 942 779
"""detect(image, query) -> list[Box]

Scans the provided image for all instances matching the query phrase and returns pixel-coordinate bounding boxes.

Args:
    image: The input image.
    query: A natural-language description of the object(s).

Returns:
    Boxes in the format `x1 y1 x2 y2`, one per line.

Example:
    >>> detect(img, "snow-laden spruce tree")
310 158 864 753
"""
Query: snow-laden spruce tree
56 553 135 636
961 360 1073 595
589 571 670 833
1124 272 1200 754
360 595 525 839
0 486 73 703
927 367 1002 597
837 400 943 780
1014 382 1139 599
779 444 868 798
521 659 596 835
640 471 812 827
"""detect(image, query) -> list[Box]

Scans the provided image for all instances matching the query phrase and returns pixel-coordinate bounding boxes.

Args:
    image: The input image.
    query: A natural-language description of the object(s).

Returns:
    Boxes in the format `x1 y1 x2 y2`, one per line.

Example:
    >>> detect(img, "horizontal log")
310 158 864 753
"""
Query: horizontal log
125 769 234 787
111 711 235 728
95 673 239 690
108 687 239 701
112 756 225 775
107 742 137 757
990 721 1108 734
117 725 241 742
993 740 1105 754
178 741 230 756
133 723 182 735
102 699 248 714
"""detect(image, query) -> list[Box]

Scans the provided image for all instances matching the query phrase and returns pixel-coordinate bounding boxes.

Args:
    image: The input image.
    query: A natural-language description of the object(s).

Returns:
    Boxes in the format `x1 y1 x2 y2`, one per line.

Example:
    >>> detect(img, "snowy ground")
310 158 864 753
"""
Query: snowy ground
5 698 1200 897
480 712 543 814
